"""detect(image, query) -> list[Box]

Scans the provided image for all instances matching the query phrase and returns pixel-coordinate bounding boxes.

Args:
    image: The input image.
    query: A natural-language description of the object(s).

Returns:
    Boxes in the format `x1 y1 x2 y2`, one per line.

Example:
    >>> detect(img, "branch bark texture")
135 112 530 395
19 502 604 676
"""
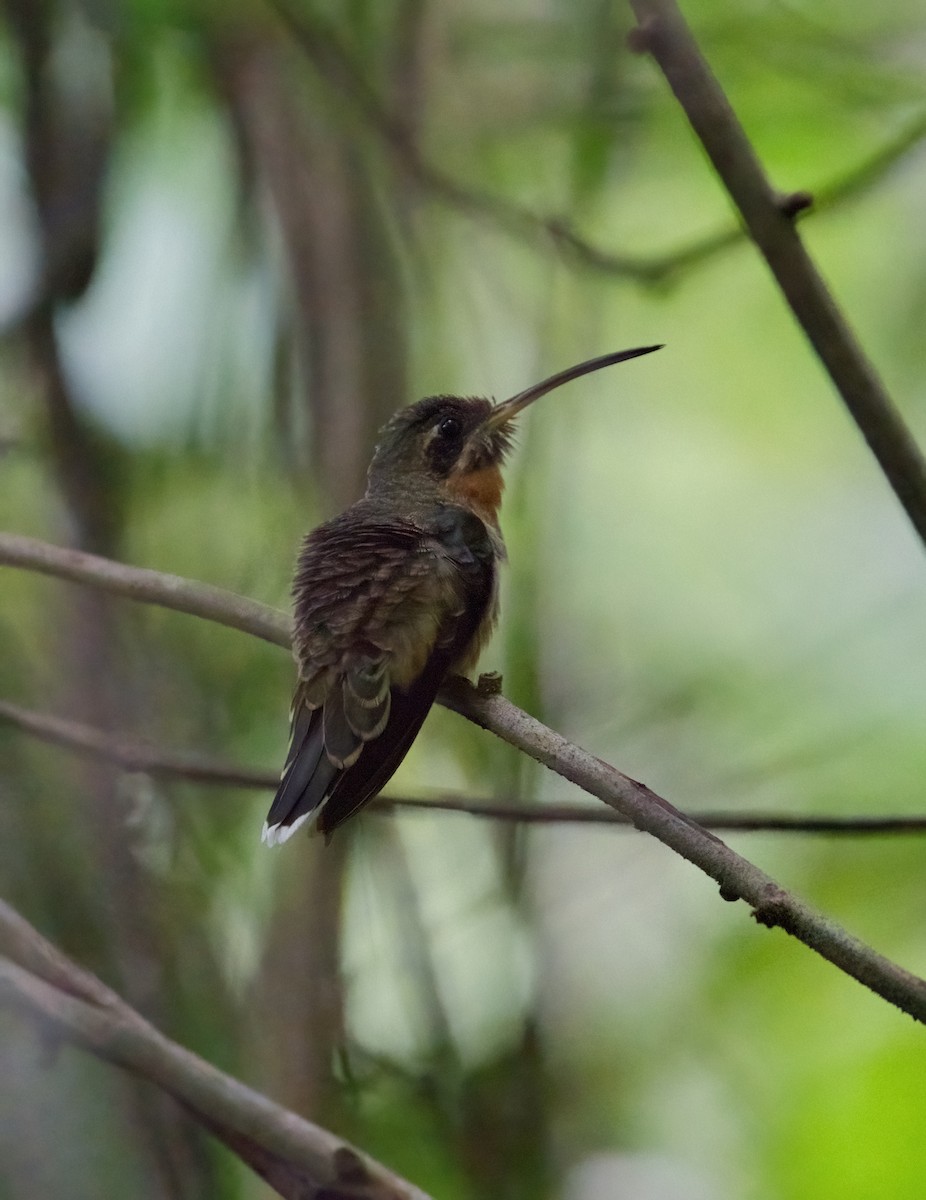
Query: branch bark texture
441 680 926 1021
0 899 432 1200
628 0 926 549
4 533 926 1022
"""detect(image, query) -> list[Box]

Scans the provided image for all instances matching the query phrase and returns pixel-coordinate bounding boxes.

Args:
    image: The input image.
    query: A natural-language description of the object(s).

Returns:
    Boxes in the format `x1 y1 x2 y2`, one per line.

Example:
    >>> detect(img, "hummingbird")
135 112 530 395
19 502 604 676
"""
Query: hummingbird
262 345 662 845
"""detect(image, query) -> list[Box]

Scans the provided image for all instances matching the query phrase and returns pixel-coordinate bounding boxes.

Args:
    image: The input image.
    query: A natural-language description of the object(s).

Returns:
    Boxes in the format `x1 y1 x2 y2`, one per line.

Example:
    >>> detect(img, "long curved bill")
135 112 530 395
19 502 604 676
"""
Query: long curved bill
483 344 663 431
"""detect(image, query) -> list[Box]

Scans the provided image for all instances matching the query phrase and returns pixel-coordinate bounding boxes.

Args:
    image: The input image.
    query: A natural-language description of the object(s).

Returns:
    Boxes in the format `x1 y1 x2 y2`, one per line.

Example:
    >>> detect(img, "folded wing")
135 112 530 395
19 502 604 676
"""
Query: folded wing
262 507 495 844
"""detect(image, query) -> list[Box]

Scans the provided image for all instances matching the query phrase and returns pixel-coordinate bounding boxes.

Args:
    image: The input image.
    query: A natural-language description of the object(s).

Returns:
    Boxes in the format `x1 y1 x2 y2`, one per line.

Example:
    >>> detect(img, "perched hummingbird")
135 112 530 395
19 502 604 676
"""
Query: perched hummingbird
262 345 662 845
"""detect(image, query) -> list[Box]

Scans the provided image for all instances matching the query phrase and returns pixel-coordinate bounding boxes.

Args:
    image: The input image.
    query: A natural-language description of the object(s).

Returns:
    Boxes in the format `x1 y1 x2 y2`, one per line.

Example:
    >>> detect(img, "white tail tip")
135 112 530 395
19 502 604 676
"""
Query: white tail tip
261 811 312 847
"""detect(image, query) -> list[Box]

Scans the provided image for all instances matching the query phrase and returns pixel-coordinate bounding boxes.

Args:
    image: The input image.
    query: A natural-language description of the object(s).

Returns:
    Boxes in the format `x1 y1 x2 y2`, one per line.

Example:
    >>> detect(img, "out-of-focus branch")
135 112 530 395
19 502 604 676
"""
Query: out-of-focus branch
0 898 433 1200
215 34 384 506
628 0 926 549
2 7 227 1187
812 110 926 216
387 0 430 152
4 534 926 1021
269 0 926 288
384 798 926 836
0 698 274 788
211 15 400 1122
4 697 926 837
4 0 115 550
267 0 677 283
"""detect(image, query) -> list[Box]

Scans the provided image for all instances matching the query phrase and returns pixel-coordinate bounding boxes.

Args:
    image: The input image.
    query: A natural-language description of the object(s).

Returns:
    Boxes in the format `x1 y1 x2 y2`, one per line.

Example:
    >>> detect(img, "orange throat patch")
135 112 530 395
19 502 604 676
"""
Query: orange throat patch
444 464 505 527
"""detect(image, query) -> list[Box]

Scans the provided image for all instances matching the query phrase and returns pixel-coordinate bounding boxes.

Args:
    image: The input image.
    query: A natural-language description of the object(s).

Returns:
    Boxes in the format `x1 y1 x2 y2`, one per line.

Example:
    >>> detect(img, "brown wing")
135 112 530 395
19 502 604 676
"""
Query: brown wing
263 504 496 844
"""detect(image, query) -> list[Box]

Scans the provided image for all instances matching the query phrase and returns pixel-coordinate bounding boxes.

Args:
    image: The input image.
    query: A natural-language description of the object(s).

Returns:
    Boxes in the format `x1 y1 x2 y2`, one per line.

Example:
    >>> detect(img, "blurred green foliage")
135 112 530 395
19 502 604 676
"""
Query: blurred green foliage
1 1 925 1198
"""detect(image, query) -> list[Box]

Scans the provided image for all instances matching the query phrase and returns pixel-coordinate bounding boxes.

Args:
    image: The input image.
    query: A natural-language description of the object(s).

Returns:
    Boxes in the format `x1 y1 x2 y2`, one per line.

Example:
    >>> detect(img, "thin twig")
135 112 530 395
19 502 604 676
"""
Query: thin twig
377 796 926 836
0 699 275 788
813 110 926 216
628 0 926 548
0 899 433 1200
266 0 664 282
4 533 926 1021
269 0 926 288
3 696 926 837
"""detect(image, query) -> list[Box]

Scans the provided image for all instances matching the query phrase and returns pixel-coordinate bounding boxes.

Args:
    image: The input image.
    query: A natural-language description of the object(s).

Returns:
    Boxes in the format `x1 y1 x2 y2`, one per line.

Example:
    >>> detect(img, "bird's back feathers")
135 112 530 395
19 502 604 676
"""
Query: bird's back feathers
262 503 497 843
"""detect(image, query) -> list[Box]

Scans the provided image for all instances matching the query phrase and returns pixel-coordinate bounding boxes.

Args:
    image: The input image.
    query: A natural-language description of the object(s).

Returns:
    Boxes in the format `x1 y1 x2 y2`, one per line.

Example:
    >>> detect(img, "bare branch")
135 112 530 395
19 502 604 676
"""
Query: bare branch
0 898 433 1200
268 0 926 289
4 533 926 1020
628 0 926 549
4 697 926 837
440 678 926 1021
265 0 702 284
0 699 275 788
813 109 926 216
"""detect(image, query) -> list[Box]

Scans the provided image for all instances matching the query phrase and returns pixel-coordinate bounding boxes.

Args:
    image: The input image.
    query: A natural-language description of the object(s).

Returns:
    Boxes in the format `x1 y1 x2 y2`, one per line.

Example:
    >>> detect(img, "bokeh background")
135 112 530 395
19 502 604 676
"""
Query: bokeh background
1 1 926 1197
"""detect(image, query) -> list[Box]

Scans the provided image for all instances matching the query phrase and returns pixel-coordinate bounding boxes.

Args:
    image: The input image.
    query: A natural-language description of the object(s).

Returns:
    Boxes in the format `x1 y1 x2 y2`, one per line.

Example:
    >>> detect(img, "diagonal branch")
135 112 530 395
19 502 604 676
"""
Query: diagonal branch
628 0 926 549
4 696 926 836
0 698 276 789
4 532 926 1020
0 898 432 1200
440 677 926 1021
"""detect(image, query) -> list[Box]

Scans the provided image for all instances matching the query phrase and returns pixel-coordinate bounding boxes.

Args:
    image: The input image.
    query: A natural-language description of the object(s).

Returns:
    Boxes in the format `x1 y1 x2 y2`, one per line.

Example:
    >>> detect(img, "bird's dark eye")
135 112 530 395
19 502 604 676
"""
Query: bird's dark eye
437 416 462 441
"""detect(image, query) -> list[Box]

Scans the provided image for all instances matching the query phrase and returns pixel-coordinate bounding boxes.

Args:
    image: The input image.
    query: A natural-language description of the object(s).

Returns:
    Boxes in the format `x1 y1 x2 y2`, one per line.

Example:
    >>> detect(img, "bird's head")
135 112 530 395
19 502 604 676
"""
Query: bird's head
366 345 662 523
